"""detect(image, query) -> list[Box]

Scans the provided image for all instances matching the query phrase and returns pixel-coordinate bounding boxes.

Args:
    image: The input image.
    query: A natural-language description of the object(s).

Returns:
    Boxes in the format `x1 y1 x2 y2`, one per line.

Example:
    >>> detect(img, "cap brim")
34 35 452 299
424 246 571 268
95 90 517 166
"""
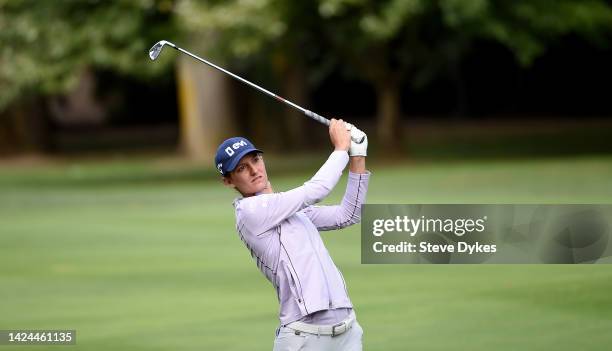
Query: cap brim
225 147 263 174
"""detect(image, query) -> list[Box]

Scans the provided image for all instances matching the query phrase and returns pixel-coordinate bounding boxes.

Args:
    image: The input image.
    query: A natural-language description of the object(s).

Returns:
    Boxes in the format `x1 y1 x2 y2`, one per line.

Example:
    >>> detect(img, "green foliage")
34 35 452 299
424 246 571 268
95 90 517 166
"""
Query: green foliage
431 0 612 66
176 0 286 60
171 0 612 93
316 0 612 83
0 0 177 110
1 0 611 112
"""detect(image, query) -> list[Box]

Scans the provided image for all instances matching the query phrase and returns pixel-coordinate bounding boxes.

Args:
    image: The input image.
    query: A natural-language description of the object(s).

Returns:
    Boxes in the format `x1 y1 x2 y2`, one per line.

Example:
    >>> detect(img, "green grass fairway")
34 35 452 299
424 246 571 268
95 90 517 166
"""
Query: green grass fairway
1 155 612 350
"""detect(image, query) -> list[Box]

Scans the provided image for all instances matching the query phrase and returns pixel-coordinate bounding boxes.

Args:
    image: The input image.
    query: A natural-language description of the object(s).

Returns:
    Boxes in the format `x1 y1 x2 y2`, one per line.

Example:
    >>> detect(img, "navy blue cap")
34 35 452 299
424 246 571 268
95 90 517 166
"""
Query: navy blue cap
214 137 263 176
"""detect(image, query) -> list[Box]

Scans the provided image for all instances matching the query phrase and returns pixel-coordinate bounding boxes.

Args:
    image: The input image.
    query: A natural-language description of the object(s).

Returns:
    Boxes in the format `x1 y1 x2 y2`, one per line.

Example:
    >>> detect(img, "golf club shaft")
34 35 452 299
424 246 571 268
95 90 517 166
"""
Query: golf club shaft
169 44 330 127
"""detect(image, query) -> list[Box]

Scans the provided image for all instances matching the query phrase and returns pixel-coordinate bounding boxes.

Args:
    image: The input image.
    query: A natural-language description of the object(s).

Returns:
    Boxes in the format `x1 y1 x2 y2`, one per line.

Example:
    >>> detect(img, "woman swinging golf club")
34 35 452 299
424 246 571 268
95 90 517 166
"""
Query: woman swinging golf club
215 119 370 350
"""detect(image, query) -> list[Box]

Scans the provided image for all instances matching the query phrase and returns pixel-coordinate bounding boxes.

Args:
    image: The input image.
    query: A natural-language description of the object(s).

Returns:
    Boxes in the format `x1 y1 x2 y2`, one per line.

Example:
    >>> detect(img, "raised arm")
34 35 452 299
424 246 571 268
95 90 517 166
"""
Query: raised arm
302 127 370 230
302 156 370 231
235 119 352 235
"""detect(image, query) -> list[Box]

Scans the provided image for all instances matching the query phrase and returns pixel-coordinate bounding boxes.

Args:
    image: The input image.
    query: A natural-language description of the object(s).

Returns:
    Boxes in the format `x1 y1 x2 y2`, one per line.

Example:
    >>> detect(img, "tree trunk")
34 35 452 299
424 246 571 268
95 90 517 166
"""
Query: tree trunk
281 64 308 150
272 50 309 150
0 97 54 154
375 80 402 153
450 58 467 117
176 55 237 161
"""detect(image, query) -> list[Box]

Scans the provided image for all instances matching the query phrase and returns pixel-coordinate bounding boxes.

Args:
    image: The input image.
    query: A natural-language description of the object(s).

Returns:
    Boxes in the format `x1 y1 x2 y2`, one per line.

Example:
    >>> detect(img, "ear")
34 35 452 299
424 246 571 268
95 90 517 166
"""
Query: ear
222 176 235 188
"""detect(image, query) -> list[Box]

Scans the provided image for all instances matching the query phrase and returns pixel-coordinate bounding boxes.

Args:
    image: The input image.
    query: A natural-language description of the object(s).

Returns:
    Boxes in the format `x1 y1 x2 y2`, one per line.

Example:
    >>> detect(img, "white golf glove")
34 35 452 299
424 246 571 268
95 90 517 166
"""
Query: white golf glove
344 122 368 157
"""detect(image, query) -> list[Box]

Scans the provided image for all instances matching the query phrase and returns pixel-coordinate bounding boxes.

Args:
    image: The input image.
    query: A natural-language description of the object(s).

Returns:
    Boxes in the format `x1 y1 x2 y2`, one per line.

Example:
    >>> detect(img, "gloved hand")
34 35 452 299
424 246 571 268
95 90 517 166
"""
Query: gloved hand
344 122 368 157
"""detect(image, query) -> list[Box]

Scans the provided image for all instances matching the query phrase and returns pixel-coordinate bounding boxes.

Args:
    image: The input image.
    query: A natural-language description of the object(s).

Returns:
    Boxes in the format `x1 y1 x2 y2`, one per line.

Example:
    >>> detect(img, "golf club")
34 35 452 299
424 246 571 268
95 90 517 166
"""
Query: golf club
148 40 365 143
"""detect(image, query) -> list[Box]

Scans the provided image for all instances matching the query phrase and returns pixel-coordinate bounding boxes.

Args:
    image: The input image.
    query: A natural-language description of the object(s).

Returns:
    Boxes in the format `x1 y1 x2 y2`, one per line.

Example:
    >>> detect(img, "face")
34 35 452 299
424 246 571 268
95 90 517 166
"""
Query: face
223 152 270 196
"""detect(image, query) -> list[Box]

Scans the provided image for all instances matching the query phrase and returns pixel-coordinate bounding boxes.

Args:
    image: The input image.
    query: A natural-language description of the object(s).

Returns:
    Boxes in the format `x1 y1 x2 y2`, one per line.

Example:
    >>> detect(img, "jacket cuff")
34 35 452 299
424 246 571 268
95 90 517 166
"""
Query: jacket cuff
348 170 371 179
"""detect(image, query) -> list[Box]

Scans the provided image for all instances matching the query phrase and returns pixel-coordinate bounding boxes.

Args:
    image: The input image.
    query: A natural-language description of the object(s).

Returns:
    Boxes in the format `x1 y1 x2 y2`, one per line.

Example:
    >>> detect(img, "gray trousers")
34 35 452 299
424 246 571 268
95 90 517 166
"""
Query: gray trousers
272 321 363 351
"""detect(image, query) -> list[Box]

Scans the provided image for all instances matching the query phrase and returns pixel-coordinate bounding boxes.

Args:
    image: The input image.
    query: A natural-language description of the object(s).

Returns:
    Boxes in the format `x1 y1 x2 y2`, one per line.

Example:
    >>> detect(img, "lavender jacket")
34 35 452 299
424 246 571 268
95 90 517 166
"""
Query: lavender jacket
232 151 370 325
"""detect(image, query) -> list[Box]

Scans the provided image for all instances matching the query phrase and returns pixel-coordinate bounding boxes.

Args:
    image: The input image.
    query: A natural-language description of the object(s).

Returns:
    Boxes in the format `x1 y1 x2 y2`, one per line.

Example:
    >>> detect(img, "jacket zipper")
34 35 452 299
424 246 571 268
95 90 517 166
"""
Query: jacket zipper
280 229 309 313
301 215 334 308
337 268 349 296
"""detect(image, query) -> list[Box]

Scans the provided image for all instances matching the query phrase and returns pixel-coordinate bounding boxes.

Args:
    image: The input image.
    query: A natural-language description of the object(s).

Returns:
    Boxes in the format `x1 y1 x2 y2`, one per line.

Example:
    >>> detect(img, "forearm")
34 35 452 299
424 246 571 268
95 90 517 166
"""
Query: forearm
335 169 370 226
304 150 349 203
303 169 370 230
349 156 366 174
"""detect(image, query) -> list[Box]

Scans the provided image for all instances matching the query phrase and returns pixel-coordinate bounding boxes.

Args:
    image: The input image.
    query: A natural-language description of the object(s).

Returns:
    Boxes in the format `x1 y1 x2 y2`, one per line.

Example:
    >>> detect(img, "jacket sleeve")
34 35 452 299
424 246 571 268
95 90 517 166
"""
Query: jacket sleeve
302 171 370 231
235 151 349 235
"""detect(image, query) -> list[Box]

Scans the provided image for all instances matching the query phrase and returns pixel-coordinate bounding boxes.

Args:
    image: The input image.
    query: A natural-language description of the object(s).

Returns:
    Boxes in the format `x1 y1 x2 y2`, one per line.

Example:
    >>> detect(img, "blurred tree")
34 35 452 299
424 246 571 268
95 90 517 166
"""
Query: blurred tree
176 0 326 154
0 0 177 152
174 0 286 159
2 0 611 156
174 0 612 154
316 0 612 152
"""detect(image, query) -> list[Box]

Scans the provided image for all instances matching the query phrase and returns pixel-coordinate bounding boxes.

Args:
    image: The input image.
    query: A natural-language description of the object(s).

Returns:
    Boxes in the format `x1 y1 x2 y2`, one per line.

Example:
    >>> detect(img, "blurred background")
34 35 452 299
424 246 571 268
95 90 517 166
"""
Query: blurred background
2 0 612 158
1 1 612 350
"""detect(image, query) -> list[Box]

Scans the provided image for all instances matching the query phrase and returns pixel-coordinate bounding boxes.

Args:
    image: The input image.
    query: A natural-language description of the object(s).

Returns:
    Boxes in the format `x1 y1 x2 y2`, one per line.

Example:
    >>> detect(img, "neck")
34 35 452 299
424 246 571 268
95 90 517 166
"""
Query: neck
259 181 274 195
250 182 274 197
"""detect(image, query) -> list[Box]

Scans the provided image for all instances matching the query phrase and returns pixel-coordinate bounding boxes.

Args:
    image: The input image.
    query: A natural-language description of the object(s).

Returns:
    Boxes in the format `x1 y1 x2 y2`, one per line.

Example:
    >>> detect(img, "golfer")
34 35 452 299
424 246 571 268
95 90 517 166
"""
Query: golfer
215 119 370 350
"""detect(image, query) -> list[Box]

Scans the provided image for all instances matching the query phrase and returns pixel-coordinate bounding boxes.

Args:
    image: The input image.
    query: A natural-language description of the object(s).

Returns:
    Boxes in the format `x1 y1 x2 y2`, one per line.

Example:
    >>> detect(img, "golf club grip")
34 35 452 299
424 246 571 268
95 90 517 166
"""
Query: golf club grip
304 110 330 126
305 110 365 144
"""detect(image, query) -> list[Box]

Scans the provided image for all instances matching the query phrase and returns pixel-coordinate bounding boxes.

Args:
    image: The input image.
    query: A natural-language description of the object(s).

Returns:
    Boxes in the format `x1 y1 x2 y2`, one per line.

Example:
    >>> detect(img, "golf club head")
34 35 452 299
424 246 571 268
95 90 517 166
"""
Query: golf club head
148 40 174 61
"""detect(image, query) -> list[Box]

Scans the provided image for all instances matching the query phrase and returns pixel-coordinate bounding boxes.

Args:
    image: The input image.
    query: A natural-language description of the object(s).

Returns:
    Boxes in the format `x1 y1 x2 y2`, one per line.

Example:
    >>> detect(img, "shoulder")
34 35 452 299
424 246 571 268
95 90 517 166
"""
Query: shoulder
233 194 273 226
233 194 266 215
